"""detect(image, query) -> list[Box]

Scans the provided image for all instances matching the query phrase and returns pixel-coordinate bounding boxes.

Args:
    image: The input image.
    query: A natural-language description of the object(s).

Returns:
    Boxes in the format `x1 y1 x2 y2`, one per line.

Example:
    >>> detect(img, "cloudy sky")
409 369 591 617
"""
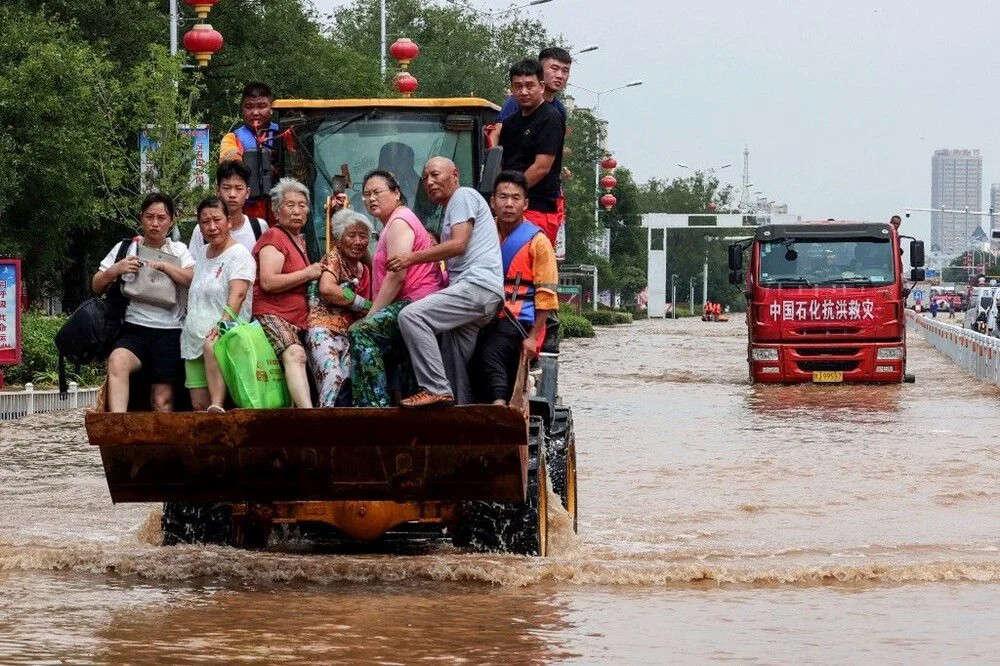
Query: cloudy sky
313 0 1000 244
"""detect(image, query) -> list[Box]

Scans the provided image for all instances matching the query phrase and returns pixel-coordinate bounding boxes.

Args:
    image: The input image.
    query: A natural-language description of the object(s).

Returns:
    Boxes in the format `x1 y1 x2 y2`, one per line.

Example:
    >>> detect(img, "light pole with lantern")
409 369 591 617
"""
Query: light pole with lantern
570 80 643 113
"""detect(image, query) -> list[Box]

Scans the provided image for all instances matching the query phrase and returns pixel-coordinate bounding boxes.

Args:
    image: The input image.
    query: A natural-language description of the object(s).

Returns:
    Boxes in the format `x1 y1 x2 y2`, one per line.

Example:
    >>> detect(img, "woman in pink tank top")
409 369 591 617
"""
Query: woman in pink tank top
348 170 445 407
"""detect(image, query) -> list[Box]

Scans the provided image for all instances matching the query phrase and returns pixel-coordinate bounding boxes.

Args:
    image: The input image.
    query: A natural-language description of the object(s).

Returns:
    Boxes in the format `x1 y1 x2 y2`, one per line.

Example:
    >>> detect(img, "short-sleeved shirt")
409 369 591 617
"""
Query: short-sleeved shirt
98 238 195 330
523 231 559 312
498 102 565 213
251 227 310 329
496 95 567 123
441 187 503 297
180 243 256 359
189 215 269 256
307 251 372 335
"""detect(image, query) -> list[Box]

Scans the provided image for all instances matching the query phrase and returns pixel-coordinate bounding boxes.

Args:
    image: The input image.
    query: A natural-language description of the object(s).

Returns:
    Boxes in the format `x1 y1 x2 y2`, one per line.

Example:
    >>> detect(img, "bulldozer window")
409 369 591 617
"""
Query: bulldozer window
309 113 475 247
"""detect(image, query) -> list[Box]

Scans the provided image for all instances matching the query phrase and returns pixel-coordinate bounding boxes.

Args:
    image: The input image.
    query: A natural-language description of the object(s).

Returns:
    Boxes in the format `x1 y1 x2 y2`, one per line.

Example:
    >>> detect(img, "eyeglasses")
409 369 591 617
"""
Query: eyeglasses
362 188 390 199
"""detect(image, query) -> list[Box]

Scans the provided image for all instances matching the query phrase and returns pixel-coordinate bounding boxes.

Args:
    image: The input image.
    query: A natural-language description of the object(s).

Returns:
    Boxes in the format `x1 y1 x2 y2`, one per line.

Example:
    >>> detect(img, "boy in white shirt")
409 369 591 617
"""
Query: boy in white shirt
190 161 269 255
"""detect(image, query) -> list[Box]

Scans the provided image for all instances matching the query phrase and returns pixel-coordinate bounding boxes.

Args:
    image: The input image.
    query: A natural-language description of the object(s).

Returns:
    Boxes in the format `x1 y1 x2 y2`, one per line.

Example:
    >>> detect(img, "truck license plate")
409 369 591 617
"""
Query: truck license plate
812 371 843 383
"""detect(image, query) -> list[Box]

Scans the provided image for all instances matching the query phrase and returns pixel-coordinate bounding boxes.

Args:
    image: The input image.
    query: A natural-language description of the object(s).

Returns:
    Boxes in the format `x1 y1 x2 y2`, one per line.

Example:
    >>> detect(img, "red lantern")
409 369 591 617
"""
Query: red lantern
390 38 420 70
395 72 419 97
184 0 219 20
183 23 224 68
600 156 618 171
600 193 617 210
707 202 717 212
600 175 618 191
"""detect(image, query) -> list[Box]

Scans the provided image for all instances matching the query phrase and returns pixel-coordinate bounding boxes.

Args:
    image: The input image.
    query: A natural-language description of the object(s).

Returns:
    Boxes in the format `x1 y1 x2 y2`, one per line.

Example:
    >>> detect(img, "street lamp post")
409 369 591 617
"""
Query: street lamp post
570 80 643 113
677 162 732 177
572 44 600 55
671 273 678 320
689 276 695 315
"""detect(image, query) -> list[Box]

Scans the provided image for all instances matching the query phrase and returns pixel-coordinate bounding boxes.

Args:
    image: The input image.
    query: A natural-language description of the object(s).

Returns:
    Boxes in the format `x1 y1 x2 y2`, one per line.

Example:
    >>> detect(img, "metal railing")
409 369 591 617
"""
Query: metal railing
907 310 1000 385
0 383 99 421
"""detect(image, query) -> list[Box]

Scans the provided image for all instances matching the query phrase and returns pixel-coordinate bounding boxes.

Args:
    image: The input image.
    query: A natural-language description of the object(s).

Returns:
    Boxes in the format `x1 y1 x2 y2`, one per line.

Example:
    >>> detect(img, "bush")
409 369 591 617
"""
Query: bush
612 312 633 324
581 310 617 326
559 312 595 339
3 312 104 388
631 307 649 320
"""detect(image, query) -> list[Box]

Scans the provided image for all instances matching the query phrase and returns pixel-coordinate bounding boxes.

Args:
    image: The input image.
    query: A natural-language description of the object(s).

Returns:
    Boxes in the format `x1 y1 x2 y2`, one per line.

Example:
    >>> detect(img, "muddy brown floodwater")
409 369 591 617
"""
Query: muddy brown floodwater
3 318 1000 663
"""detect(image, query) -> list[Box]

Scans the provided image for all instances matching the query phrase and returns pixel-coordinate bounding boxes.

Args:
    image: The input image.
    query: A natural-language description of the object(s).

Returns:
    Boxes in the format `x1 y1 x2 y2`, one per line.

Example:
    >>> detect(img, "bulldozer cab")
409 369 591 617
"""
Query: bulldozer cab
272 98 500 257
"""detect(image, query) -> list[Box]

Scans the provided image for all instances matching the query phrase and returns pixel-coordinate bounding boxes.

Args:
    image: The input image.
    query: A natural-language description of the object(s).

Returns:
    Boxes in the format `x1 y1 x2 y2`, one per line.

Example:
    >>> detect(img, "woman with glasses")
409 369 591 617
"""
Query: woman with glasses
252 178 324 408
348 170 445 406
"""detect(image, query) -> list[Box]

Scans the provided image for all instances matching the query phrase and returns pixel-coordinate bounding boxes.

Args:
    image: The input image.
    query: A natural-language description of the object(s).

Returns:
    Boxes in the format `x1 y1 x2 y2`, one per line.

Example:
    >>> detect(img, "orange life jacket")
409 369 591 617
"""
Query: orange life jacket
501 221 544 325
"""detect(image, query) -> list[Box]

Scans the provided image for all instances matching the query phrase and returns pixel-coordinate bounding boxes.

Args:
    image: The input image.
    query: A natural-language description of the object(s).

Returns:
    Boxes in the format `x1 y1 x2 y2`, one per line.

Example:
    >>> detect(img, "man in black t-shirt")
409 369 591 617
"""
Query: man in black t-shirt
498 58 565 245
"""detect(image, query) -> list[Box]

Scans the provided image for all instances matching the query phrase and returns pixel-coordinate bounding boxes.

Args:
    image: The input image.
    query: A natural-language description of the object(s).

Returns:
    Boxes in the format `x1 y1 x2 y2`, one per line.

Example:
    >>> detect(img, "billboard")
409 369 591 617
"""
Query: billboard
0 259 22 366
139 124 211 192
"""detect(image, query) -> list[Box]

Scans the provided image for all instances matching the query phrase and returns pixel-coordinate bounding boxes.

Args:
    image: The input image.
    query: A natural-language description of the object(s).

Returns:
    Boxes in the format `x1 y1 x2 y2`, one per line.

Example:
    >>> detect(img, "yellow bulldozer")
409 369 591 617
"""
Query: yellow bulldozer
85 96 577 556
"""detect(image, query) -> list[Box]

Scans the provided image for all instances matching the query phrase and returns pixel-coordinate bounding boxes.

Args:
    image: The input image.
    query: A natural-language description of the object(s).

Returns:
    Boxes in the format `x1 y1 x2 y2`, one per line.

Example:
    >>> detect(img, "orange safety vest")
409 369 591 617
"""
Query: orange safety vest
500 221 544 325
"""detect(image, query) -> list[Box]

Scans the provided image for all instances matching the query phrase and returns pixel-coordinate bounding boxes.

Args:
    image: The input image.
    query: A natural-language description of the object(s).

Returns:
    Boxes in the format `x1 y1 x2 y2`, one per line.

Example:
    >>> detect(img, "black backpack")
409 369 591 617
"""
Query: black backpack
55 238 132 394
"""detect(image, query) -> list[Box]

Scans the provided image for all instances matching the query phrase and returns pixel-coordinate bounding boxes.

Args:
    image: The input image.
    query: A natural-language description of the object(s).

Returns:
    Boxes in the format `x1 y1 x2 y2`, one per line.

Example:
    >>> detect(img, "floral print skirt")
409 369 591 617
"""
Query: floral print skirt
305 327 351 407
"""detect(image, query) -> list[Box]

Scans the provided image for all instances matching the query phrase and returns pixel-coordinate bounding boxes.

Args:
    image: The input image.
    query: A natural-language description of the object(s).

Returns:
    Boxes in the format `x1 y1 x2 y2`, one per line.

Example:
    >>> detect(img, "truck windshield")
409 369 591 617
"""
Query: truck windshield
308 112 474 245
758 239 895 287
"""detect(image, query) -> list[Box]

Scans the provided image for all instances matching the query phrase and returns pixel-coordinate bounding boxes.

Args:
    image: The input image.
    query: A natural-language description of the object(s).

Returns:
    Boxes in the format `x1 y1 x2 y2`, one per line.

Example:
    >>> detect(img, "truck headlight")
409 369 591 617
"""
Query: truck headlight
751 347 779 361
876 347 904 360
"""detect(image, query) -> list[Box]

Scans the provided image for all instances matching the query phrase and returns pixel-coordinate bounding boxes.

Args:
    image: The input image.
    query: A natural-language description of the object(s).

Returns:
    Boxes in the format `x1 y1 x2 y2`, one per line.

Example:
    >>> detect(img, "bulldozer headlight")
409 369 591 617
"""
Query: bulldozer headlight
751 347 779 361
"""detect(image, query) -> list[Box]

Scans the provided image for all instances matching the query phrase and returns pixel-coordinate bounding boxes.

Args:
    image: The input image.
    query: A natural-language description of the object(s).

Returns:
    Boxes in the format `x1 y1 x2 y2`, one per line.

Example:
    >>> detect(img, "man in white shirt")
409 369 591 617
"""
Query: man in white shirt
190 161 269 255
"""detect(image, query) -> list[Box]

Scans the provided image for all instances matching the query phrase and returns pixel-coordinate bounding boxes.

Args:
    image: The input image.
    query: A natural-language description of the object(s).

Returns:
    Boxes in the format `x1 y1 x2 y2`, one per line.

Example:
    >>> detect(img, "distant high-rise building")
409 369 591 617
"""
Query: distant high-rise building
931 149 982 256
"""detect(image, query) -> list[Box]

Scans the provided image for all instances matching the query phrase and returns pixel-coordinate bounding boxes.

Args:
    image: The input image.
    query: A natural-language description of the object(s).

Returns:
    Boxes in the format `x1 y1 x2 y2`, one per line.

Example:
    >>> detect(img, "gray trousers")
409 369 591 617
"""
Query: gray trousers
398 281 502 404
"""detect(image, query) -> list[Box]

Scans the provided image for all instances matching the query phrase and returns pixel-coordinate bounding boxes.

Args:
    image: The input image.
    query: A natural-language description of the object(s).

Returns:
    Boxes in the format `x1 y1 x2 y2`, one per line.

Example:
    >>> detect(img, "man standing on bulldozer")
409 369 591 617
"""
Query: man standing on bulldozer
219 82 279 221
498 59 566 247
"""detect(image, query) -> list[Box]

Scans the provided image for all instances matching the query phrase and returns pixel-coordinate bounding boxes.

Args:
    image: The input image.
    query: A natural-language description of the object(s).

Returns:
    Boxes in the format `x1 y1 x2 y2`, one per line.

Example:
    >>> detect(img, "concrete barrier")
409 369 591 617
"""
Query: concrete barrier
907 311 1000 384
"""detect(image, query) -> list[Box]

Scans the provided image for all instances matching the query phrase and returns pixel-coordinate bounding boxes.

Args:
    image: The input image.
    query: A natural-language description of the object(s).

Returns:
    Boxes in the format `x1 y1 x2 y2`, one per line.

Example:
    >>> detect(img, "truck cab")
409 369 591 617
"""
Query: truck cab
729 221 925 384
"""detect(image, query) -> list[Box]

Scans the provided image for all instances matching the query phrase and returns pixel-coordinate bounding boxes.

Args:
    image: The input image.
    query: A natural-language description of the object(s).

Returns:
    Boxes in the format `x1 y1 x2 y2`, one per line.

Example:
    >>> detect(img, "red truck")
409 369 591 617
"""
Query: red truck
728 221 925 384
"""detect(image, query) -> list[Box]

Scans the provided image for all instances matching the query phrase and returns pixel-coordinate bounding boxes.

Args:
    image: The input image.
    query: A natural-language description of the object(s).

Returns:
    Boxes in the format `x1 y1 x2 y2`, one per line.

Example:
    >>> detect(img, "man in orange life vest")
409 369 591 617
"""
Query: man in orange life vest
471 170 559 405
219 82 279 221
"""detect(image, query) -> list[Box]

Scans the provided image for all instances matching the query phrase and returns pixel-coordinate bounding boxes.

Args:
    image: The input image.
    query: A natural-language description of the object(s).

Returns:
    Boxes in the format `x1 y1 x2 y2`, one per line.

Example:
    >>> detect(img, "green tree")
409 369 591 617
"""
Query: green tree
332 0 553 102
0 7 128 302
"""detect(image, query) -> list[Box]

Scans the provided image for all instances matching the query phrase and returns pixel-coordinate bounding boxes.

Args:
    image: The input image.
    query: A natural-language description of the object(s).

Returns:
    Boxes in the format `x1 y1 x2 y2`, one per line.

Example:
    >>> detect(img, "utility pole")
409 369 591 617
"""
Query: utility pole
169 0 178 55
380 0 387 78
703 250 709 304
689 277 695 316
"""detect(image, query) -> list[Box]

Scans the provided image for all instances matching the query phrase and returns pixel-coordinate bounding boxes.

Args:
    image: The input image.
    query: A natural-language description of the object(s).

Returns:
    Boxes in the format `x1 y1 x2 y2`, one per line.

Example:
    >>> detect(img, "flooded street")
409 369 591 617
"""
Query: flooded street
3 317 1000 662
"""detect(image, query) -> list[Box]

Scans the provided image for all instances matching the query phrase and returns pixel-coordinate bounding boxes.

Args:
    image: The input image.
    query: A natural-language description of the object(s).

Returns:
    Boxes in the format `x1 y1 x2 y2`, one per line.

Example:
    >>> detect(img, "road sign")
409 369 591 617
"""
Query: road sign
913 289 924 302
925 269 939 279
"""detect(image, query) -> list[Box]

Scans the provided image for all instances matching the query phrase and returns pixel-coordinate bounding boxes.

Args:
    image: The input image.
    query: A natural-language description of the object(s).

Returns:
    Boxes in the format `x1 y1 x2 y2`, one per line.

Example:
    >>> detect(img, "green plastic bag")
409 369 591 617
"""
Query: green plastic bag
213 309 292 409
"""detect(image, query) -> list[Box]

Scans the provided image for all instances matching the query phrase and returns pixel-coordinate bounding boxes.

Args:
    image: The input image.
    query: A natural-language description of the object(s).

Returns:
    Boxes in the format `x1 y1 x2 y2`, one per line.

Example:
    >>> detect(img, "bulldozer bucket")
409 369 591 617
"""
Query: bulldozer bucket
85 406 529 504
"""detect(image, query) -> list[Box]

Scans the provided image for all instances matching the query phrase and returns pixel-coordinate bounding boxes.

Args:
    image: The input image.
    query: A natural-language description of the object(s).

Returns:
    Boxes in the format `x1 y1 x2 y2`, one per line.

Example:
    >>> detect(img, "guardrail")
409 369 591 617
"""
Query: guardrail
0 382 99 421
907 310 1000 384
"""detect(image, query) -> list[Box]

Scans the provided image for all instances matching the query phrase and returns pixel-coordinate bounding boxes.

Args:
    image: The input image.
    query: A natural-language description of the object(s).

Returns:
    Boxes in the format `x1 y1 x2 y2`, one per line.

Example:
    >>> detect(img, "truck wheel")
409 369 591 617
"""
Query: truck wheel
452 417 549 556
161 502 233 546
546 407 578 533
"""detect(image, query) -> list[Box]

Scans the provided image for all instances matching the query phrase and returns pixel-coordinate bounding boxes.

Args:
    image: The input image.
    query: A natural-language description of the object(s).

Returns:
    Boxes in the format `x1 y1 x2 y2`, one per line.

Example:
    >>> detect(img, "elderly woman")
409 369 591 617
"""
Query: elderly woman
252 177 324 408
92 193 195 412
348 170 445 407
181 196 256 412
305 209 373 406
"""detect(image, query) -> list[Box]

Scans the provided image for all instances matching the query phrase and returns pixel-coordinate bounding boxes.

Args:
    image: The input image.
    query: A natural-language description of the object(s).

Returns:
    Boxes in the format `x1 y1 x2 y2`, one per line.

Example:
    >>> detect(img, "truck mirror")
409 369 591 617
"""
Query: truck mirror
910 268 925 282
909 240 925 268
728 270 743 285
727 244 743 271
478 146 503 196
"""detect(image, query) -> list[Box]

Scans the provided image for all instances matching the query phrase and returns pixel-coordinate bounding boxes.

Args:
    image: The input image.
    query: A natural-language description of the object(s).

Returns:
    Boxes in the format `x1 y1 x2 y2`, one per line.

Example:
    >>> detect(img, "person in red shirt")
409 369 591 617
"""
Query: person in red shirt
252 177 323 408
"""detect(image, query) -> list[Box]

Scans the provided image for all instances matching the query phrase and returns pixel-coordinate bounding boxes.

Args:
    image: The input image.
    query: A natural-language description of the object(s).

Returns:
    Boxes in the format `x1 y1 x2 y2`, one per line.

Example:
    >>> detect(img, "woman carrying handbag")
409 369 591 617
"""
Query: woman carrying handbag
91 193 195 412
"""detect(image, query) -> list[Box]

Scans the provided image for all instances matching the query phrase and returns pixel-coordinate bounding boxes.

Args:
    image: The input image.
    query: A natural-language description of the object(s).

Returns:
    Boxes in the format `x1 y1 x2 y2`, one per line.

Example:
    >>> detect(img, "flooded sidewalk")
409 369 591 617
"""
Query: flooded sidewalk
2 317 1000 662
